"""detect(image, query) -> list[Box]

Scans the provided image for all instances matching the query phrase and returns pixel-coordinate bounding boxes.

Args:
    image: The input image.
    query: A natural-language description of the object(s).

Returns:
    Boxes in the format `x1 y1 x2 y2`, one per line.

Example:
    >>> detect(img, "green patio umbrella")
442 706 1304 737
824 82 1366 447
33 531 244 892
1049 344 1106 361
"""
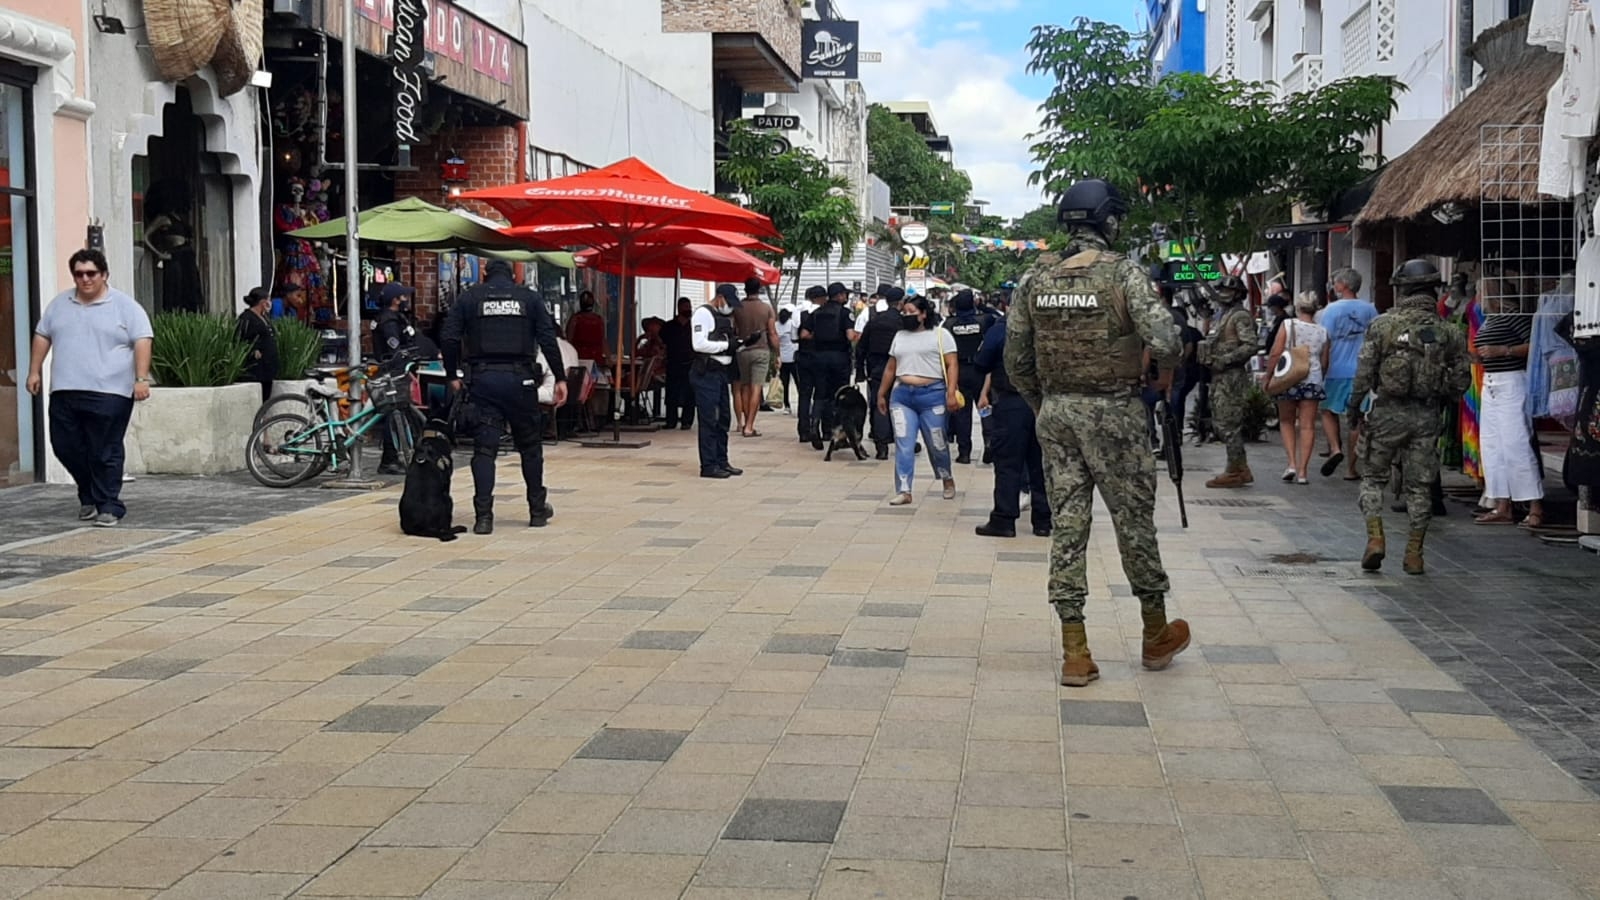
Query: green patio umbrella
287 196 534 251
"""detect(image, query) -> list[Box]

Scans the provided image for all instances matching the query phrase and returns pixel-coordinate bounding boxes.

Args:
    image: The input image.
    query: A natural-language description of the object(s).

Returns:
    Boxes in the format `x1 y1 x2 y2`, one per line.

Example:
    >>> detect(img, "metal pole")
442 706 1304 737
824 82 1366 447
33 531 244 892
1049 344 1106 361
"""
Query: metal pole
342 0 364 479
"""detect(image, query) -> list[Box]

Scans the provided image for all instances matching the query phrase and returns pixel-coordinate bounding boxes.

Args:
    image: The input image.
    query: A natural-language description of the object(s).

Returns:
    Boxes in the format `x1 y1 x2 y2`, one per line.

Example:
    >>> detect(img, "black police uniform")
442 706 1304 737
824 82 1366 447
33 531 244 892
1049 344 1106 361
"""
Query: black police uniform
857 303 902 456
660 313 695 429
974 323 1050 536
802 293 854 449
441 266 564 531
373 304 419 472
793 288 825 442
691 298 741 476
946 307 987 463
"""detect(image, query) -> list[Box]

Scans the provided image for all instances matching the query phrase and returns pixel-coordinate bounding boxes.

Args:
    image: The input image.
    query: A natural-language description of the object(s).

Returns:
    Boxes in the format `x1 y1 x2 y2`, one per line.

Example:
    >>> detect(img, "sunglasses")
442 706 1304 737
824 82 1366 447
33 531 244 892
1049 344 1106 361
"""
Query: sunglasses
72 269 103 278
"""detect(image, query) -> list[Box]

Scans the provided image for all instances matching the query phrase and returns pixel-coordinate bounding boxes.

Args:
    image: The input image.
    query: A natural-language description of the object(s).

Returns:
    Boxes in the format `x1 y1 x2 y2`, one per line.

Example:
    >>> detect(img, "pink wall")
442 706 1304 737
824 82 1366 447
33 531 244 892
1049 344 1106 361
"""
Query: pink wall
9 0 90 291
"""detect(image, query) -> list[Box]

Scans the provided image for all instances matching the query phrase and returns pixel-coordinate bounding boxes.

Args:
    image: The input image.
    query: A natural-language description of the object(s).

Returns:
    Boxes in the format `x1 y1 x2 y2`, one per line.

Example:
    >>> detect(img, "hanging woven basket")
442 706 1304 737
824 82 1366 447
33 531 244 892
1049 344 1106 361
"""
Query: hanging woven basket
144 0 264 96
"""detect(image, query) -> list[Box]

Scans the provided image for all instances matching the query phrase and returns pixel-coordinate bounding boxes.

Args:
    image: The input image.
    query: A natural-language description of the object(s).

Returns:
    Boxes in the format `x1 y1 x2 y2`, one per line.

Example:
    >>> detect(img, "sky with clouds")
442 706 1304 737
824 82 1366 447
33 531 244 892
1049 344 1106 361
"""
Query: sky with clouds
851 0 1140 222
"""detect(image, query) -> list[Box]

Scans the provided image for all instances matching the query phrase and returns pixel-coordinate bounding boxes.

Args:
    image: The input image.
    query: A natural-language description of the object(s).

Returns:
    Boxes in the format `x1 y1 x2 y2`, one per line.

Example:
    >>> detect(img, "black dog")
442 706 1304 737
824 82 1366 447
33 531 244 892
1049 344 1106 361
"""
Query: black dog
399 418 468 541
825 385 870 461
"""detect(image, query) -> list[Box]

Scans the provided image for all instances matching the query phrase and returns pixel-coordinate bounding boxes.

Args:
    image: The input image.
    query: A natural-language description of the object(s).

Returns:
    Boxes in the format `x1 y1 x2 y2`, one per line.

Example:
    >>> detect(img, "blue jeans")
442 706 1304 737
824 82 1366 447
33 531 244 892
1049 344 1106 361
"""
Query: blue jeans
890 381 952 494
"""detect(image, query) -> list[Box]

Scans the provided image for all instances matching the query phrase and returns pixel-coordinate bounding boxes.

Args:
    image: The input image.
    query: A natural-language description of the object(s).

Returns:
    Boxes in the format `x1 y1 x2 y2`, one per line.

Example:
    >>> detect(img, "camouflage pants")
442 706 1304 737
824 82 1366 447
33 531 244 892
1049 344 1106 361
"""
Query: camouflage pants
1035 393 1171 624
1357 400 1440 534
1210 367 1252 468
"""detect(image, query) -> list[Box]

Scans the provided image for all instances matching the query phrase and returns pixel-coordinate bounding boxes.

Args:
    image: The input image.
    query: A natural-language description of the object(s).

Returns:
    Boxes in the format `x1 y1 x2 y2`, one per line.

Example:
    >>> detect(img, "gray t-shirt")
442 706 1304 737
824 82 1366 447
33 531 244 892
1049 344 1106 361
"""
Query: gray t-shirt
35 287 153 396
889 326 956 380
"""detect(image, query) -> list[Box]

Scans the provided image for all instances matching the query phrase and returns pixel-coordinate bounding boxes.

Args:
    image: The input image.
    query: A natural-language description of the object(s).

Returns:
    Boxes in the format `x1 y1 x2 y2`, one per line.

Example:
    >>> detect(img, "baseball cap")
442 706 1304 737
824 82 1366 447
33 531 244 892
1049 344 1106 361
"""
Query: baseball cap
805 285 827 300
715 283 742 310
826 282 849 297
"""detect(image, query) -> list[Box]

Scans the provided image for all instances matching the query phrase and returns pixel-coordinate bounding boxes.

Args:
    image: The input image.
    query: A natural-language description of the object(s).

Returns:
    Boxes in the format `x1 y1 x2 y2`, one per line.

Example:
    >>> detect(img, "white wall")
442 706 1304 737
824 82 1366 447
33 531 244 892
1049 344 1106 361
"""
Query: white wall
526 0 712 109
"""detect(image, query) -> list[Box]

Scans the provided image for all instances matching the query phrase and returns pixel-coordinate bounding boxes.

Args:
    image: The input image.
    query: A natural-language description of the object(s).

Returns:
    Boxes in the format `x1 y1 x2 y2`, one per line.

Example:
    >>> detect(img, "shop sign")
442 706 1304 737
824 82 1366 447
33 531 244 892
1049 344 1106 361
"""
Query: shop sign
1162 256 1222 283
388 0 428 146
802 20 859 80
751 114 800 130
322 0 529 118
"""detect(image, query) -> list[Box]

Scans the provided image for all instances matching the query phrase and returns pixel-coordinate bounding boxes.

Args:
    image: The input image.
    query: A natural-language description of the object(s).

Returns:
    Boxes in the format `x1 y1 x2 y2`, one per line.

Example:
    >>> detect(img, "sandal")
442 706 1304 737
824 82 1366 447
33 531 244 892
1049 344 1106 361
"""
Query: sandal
742 429 762 438
1320 452 1345 477
1519 514 1546 529
889 493 913 506
1474 512 1515 525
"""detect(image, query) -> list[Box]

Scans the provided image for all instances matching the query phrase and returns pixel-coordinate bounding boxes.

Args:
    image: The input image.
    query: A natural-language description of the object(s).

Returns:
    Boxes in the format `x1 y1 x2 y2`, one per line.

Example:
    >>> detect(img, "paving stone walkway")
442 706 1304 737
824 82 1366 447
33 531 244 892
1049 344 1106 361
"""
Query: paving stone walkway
0 426 1595 899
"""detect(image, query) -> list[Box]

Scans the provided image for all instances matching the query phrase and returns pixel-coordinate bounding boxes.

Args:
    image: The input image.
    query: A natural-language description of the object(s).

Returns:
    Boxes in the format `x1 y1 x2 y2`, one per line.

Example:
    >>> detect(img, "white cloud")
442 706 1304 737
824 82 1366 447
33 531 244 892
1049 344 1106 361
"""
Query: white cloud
853 0 1050 221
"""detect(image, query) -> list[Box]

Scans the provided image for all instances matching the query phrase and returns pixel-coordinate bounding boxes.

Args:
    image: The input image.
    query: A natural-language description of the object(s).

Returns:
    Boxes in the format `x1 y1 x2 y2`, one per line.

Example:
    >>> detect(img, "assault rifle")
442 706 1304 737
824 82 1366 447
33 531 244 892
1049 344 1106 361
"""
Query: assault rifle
1156 397 1189 528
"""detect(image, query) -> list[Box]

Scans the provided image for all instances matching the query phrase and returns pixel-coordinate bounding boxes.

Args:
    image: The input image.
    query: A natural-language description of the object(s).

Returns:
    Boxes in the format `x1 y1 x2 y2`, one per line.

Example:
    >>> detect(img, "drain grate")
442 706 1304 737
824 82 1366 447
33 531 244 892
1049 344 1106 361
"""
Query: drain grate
1235 564 1352 579
1190 499 1274 508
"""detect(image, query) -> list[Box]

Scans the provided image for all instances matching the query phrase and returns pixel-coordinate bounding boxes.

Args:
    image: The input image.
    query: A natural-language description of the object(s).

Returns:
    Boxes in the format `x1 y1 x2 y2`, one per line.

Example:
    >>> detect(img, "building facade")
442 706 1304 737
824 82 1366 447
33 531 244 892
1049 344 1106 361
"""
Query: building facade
1147 0 1207 77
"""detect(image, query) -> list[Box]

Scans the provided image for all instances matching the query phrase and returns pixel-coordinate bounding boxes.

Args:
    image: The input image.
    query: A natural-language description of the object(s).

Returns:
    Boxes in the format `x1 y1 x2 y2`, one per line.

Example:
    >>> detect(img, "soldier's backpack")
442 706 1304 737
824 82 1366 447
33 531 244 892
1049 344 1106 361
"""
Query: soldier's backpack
1377 317 1460 401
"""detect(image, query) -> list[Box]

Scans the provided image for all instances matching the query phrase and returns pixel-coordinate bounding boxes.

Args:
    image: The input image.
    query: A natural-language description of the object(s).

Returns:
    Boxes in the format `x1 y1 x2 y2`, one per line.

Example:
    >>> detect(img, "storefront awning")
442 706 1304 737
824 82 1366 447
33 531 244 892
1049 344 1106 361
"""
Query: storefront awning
1354 21 1561 231
1265 222 1348 250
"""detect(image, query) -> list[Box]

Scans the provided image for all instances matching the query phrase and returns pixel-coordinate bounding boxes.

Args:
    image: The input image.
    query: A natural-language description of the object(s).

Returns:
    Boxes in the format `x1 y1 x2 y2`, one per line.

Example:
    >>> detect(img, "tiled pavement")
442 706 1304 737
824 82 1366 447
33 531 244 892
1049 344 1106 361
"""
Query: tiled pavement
0 427 1596 897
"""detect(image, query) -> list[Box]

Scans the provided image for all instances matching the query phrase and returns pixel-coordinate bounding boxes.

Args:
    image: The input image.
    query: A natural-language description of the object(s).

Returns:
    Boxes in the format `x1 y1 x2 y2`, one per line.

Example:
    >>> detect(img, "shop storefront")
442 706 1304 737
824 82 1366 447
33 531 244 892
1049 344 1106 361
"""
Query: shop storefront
0 63 37 487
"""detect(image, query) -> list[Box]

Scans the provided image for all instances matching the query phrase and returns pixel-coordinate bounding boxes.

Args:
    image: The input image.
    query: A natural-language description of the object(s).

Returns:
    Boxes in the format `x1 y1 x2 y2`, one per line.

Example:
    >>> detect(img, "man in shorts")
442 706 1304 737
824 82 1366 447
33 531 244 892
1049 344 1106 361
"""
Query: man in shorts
731 276 779 438
1318 267 1377 479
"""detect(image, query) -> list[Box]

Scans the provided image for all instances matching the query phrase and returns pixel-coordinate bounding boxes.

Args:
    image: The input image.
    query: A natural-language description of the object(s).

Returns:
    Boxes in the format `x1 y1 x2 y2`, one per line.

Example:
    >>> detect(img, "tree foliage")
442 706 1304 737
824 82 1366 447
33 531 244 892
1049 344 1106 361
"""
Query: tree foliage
1025 18 1401 253
718 120 862 301
866 104 973 211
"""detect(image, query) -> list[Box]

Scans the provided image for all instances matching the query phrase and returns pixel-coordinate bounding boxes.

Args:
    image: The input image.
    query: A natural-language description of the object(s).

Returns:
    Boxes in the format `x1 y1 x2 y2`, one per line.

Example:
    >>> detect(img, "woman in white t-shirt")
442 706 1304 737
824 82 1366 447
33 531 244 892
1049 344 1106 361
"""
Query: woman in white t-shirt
876 295 959 505
1269 293 1331 484
775 307 799 410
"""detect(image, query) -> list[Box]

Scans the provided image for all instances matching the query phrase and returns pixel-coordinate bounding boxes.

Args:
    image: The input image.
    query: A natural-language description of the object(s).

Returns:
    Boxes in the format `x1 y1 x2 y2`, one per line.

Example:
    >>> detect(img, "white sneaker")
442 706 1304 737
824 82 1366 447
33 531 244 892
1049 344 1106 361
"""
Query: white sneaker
1282 468 1296 482
1020 493 1031 510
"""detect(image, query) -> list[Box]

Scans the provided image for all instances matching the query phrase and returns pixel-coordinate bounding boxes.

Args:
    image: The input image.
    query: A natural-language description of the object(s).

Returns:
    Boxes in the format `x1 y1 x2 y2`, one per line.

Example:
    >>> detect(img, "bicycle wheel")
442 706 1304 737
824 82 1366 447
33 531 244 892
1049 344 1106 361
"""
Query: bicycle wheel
245 413 328 487
254 393 314 431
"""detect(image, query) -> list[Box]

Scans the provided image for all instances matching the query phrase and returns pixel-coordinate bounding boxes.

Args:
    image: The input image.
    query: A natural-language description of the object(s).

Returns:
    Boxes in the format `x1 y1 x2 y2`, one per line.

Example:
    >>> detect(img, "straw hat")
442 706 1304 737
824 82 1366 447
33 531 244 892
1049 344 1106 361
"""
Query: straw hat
145 0 264 96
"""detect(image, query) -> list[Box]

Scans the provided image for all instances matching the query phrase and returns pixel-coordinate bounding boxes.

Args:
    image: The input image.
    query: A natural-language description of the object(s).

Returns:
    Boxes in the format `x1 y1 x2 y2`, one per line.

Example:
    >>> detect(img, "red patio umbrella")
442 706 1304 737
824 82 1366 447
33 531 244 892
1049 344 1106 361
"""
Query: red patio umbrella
507 223 782 256
576 243 781 286
464 158 779 444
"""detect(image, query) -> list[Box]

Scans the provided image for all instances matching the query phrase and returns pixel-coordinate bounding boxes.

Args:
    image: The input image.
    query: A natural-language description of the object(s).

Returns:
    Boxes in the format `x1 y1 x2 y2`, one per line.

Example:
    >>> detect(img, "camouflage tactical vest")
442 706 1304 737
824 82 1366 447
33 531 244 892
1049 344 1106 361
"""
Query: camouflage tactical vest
1027 250 1143 394
1375 300 1460 402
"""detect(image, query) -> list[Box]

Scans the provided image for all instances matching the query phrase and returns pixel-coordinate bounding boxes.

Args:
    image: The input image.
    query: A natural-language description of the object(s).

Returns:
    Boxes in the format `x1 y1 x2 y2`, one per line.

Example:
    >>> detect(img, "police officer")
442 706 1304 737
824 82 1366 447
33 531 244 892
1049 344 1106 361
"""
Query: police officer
945 289 987 465
1198 274 1257 487
974 317 1051 538
793 286 826 444
1006 178 1188 688
373 284 418 475
801 282 857 451
441 259 566 535
856 285 905 459
693 284 759 477
1353 260 1470 575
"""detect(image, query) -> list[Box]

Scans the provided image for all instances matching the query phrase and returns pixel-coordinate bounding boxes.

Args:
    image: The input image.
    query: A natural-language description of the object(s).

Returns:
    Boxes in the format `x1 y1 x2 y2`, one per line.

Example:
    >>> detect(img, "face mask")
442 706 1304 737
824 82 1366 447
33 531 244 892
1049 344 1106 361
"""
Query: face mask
901 314 922 330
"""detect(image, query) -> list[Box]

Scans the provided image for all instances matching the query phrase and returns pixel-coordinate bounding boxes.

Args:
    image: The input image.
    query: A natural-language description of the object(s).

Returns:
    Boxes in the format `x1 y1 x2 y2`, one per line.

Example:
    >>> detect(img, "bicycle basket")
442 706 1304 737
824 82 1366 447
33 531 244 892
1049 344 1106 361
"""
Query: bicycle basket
366 373 413 412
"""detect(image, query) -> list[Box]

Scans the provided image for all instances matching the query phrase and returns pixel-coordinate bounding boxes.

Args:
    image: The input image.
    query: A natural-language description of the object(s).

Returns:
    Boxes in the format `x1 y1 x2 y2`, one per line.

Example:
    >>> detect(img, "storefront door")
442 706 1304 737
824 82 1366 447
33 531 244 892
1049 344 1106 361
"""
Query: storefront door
0 64 37 487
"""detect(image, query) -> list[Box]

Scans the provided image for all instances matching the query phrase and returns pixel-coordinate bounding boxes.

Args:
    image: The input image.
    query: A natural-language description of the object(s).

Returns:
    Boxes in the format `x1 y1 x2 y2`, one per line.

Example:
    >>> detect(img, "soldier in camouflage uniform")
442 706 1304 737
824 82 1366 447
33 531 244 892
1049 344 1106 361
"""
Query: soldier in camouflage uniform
1007 178 1190 688
1353 259 1471 575
1199 276 1259 488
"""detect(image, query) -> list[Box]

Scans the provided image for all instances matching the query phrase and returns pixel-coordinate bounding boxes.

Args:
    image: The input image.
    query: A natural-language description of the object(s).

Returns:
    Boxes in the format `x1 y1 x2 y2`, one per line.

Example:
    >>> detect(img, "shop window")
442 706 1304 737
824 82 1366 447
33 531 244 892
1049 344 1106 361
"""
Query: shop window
0 70 37 486
134 88 235 317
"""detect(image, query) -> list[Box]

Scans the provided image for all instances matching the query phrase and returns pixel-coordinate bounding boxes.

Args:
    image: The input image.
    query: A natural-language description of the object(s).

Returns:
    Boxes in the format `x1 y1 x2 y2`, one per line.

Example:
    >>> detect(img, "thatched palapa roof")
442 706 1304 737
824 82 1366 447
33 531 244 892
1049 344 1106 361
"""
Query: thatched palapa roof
1353 16 1561 230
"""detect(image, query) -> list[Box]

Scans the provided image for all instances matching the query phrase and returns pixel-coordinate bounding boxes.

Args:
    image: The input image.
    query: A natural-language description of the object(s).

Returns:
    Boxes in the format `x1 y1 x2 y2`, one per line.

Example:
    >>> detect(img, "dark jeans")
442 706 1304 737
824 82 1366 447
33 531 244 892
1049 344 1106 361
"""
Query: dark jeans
691 364 732 472
664 363 694 428
1170 372 1196 436
467 368 545 516
778 362 796 408
950 368 984 458
49 390 135 519
866 361 893 446
812 351 851 441
794 350 816 440
989 395 1050 531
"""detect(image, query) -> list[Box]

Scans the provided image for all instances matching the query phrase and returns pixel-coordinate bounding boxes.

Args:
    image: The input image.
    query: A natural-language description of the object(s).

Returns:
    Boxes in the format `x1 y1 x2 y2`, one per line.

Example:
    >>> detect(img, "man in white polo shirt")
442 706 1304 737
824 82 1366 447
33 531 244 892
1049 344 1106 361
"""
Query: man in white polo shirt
25 249 154 526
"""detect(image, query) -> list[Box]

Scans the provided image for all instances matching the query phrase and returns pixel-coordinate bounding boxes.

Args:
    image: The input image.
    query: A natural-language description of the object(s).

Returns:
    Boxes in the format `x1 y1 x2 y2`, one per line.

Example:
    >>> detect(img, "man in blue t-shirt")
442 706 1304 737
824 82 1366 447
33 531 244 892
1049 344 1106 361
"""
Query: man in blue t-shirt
1317 267 1378 479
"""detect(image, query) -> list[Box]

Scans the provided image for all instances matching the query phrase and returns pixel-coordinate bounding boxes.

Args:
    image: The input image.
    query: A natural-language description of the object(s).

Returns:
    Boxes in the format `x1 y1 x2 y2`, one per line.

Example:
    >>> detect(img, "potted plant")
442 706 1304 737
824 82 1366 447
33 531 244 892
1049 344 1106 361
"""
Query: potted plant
271 316 325 396
123 312 258 475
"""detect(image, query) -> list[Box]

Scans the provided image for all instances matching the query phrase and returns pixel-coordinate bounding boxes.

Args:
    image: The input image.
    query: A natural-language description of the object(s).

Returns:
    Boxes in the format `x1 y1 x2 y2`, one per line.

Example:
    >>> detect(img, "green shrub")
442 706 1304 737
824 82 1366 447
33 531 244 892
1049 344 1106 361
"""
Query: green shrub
273 317 324 380
1242 382 1276 442
150 313 249 387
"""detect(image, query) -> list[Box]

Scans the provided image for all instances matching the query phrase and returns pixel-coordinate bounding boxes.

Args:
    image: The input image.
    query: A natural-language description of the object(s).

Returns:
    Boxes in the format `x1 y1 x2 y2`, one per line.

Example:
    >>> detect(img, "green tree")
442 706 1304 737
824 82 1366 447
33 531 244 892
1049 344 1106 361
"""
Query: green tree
1025 18 1401 254
1007 204 1062 242
866 105 973 212
718 120 863 303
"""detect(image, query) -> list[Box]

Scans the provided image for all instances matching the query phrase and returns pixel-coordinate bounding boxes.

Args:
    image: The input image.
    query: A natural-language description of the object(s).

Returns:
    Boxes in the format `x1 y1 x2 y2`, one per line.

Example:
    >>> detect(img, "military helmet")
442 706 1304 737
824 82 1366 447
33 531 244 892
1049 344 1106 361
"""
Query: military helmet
1206 274 1248 301
1390 258 1443 289
1057 179 1128 232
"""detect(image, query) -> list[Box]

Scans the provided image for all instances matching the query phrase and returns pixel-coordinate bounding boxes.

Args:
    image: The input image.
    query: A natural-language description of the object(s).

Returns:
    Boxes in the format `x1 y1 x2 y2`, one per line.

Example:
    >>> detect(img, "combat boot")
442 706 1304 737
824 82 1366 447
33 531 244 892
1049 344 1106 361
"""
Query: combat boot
1205 463 1249 489
1141 610 1192 671
1403 530 1426 576
472 499 494 536
1361 518 1385 571
1059 622 1099 687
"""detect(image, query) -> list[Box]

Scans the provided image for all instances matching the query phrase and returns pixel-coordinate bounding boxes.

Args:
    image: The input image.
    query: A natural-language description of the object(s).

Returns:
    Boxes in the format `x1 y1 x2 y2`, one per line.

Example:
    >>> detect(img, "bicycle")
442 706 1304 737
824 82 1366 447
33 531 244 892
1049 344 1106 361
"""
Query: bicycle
254 346 433 431
244 356 425 488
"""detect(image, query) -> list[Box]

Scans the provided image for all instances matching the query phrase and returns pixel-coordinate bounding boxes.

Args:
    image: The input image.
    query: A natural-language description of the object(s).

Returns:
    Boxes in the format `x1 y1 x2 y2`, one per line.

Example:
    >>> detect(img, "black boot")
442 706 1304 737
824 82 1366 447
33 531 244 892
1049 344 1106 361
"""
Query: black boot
975 520 1016 538
529 502 554 528
473 500 493 535
874 443 889 461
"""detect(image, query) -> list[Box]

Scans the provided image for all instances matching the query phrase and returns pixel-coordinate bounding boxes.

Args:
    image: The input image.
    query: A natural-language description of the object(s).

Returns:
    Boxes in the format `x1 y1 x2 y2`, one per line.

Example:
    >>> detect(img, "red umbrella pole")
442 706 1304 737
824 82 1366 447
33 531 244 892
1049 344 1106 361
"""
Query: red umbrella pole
613 239 628 443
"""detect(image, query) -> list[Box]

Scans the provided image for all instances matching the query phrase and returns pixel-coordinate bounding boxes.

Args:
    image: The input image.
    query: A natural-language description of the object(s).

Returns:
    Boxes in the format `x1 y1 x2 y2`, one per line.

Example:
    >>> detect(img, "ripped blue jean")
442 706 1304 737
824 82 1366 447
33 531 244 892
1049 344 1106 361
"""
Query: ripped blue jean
890 381 953 494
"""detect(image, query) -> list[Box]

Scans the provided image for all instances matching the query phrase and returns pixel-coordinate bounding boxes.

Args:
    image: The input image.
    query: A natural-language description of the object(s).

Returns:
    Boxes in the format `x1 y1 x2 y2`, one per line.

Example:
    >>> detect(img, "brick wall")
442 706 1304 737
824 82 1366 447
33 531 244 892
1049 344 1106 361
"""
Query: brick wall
661 0 802 75
393 125 522 325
